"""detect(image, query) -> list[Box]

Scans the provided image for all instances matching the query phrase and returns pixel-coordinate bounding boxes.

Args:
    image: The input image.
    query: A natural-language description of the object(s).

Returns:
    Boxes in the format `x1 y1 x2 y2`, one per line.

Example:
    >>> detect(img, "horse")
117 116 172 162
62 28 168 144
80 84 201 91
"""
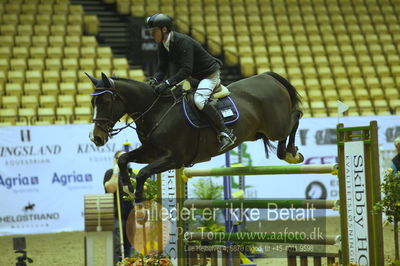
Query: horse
86 72 304 203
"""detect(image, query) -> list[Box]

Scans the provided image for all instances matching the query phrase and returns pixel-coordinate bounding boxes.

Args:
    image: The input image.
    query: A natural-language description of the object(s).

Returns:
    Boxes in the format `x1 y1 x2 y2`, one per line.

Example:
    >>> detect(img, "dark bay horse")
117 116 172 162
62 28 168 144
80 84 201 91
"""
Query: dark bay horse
87 72 303 202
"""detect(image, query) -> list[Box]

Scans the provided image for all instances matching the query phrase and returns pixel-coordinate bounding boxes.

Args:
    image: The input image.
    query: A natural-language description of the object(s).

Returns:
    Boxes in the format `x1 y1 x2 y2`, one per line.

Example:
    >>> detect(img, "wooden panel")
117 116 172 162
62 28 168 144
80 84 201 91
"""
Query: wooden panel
84 194 114 232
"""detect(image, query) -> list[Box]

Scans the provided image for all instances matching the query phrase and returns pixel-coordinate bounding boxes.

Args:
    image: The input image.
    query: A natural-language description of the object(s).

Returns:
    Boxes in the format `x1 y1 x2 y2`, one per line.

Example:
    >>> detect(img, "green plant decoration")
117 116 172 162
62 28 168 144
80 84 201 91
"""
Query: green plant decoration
374 168 400 262
124 177 158 203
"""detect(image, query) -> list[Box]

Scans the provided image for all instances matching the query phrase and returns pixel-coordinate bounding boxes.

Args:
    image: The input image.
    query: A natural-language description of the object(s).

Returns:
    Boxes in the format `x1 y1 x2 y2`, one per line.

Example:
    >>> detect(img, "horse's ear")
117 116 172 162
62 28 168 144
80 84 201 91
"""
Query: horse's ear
85 72 98 86
101 72 112 88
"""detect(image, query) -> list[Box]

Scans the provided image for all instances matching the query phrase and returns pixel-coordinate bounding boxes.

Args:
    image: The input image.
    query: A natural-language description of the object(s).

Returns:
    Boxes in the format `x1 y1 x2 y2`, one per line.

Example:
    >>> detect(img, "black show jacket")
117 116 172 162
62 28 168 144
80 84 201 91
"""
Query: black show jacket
153 31 223 86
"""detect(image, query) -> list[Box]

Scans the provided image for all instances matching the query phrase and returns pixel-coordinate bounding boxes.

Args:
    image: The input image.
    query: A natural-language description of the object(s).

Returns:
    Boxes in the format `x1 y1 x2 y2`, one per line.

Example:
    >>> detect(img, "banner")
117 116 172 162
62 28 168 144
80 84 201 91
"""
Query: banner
0 115 399 235
161 170 178 265
0 124 142 235
344 141 369 265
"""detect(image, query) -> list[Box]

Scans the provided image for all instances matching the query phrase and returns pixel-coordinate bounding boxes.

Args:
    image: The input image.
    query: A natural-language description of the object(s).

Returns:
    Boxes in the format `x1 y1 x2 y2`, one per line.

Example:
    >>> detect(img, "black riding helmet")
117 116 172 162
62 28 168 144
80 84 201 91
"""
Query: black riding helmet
146 13 173 31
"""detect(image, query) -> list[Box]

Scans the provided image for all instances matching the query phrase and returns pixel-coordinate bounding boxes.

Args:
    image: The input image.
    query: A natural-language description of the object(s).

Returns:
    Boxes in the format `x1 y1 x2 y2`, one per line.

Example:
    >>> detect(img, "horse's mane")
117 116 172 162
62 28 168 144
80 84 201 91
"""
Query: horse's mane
111 76 177 100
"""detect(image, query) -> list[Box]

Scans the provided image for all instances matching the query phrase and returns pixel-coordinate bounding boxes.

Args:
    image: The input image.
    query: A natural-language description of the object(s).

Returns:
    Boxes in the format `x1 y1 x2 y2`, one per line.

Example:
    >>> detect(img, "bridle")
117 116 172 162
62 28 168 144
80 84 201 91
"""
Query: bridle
92 79 183 141
91 89 128 138
91 82 163 139
91 76 137 138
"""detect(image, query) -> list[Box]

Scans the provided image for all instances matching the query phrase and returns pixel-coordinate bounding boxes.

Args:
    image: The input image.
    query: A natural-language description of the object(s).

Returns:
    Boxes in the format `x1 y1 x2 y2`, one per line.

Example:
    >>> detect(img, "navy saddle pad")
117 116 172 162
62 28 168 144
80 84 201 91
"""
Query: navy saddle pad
182 96 240 128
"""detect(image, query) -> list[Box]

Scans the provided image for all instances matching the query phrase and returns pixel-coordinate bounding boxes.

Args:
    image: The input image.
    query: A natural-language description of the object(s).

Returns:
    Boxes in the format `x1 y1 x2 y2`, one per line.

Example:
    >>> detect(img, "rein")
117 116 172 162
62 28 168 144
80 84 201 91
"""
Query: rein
132 85 184 141
143 96 181 140
110 94 161 137
95 83 183 141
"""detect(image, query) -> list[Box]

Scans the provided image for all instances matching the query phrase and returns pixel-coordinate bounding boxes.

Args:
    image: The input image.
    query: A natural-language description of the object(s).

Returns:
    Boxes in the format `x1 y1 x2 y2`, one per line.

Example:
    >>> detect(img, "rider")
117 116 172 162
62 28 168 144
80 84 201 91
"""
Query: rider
146 13 236 152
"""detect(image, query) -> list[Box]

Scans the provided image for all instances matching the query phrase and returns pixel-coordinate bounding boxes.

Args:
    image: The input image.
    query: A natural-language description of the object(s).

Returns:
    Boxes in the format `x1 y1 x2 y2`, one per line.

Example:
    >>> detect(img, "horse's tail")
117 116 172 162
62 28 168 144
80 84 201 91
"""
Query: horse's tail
262 136 273 159
256 133 276 158
265 72 303 116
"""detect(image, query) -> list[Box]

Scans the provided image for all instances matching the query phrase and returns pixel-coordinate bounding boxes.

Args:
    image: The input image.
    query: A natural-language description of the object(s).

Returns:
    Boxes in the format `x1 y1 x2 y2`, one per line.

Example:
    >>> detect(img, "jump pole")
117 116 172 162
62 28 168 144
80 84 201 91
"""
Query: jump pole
182 164 338 177
184 199 338 209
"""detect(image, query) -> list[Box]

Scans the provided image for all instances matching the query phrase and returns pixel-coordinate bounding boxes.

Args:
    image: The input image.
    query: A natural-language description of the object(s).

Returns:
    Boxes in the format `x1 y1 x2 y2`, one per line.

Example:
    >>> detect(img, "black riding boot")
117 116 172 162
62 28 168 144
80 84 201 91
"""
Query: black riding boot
202 103 237 152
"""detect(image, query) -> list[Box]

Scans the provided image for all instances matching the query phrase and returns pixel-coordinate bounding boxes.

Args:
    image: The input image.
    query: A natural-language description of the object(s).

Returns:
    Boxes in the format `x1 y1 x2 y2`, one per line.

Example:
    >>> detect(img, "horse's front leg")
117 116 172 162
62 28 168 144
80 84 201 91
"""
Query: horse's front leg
134 154 181 203
117 146 155 192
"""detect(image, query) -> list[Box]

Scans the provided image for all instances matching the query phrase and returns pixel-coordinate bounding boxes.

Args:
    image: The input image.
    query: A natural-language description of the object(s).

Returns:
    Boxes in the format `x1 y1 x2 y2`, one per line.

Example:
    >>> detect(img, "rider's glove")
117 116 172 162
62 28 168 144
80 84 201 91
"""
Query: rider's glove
155 80 171 94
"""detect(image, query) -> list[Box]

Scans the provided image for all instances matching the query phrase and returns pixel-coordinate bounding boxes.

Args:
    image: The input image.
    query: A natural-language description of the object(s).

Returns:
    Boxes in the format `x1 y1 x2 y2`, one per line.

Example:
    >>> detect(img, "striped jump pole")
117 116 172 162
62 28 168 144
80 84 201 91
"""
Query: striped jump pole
184 199 338 209
182 164 338 178
184 232 340 245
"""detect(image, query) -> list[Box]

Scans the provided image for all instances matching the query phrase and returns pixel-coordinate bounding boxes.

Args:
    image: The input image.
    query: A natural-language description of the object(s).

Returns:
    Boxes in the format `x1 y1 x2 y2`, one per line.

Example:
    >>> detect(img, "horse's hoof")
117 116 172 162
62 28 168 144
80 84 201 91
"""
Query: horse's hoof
297 152 304 163
284 152 304 164
284 153 297 164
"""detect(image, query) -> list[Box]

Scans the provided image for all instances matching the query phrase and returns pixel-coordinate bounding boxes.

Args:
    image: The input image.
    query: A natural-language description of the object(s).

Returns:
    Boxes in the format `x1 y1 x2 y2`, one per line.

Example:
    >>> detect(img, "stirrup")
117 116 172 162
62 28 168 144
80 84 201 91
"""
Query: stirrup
217 131 235 142
218 137 235 151
217 131 236 151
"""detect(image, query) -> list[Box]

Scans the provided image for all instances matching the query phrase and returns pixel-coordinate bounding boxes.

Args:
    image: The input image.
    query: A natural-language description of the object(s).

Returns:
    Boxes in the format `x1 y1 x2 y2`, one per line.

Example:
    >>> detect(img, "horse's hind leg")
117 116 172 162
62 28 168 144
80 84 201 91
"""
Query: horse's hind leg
284 110 304 164
277 139 287 160
286 111 300 155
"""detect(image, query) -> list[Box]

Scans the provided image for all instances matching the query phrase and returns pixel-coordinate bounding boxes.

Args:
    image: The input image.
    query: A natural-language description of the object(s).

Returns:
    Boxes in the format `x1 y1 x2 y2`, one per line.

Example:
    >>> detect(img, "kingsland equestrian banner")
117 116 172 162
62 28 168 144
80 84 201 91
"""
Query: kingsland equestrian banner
0 124 142 235
0 115 399 235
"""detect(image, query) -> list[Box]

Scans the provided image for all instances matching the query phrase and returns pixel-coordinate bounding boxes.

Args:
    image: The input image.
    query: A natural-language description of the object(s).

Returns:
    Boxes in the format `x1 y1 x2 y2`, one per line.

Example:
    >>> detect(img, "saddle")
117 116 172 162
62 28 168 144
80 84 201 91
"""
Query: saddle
182 84 240 128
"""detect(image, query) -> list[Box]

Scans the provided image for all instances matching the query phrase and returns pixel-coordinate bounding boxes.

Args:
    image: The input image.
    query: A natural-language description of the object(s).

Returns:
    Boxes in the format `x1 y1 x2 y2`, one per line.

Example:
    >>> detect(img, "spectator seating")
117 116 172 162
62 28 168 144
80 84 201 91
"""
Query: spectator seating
0 0 146 126
121 0 399 117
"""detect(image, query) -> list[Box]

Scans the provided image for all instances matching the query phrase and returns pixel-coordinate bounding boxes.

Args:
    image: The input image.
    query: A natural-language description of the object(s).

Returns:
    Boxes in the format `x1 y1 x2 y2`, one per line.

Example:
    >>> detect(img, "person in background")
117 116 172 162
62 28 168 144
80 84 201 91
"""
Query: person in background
146 13 236 152
390 137 400 172
104 150 134 263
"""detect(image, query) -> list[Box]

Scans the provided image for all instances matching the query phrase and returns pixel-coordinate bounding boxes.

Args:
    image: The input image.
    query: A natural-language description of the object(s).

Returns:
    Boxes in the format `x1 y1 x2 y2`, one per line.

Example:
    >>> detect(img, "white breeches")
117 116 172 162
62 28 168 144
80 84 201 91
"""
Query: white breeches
194 70 221 110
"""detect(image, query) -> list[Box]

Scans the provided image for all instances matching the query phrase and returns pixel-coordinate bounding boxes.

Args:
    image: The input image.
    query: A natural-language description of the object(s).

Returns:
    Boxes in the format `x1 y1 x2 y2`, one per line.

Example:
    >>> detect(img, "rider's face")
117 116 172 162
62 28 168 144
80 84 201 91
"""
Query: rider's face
151 27 167 43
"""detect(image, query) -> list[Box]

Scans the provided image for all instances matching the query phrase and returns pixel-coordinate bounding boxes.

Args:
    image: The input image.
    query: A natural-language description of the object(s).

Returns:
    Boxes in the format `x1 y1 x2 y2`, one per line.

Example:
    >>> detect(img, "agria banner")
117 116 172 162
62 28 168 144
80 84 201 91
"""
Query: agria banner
0 123 143 235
